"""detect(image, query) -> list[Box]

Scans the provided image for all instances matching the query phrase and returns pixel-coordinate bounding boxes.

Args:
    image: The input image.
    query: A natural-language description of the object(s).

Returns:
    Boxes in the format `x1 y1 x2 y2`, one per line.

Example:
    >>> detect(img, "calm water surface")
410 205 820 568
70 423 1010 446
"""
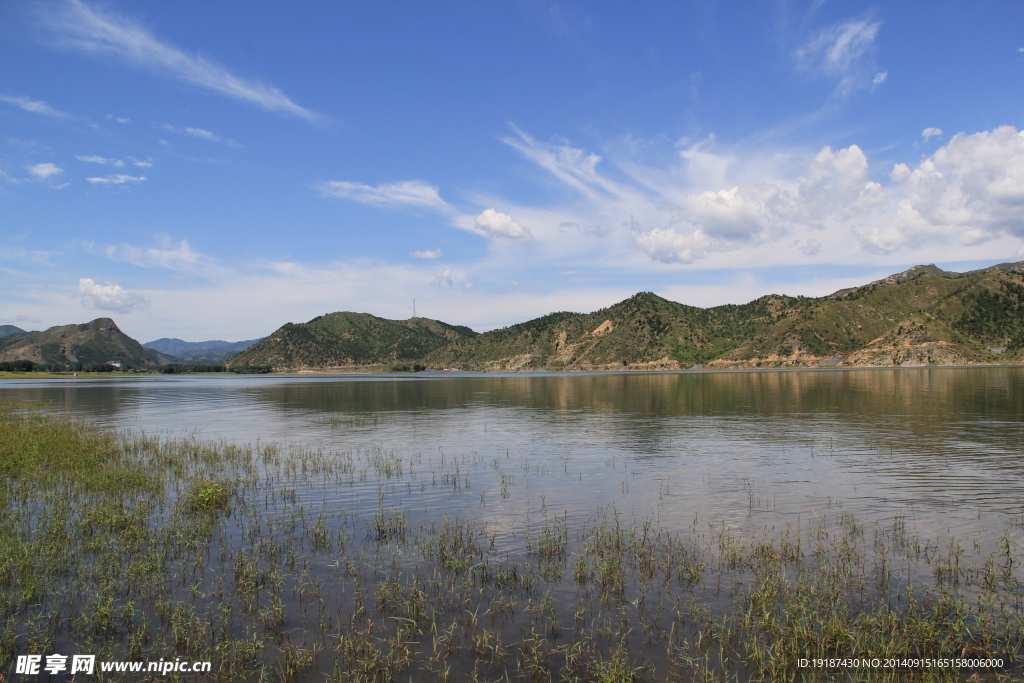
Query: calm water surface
3 367 1022 551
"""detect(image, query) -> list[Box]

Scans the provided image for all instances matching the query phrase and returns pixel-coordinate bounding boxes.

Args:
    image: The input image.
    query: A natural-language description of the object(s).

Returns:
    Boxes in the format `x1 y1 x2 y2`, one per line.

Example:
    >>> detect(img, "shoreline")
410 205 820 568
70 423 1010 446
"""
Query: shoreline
3 362 1023 381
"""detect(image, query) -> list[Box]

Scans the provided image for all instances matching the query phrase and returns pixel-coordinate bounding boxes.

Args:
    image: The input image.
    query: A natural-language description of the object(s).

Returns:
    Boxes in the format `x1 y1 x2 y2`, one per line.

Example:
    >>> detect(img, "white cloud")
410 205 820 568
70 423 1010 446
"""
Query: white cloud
29 162 63 179
498 123 1024 268
634 228 709 264
316 180 451 212
0 93 70 118
106 114 131 124
76 154 124 167
85 174 146 185
473 209 532 241
128 156 153 167
890 163 911 183
795 16 883 96
78 278 148 313
411 249 442 259
684 184 787 242
40 0 317 122
922 127 943 141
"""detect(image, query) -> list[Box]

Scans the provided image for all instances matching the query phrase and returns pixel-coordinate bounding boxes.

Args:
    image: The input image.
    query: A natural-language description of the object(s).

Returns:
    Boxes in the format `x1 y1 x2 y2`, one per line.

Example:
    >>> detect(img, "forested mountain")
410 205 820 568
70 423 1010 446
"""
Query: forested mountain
226 313 478 370
0 318 159 368
421 292 814 371
0 325 26 337
229 260 1024 372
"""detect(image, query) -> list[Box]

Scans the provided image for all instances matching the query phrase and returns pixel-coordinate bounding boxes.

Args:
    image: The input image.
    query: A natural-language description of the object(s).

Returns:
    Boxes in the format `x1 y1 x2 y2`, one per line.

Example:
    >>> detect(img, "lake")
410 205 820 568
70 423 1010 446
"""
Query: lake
2 367 1022 680
3 367 1022 543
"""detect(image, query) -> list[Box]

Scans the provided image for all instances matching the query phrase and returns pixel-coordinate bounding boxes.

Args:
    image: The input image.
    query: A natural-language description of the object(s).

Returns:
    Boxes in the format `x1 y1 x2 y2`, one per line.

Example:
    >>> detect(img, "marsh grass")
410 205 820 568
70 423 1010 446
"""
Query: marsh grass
1 399 1022 681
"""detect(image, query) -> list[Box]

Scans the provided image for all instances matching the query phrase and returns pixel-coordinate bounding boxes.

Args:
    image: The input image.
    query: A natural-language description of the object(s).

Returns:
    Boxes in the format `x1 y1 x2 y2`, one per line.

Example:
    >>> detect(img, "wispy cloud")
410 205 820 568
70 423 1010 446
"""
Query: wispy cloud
84 237 225 277
39 0 317 122
433 269 454 287
501 125 625 199
162 123 241 148
78 278 148 313
0 248 53 266
76 154 124 167
411 249 442 259
0 93 71 118
794 15 884 97
317 178 537 244
315 180 452 212
85 174 146 185
922 127 943 141
29 162 64 179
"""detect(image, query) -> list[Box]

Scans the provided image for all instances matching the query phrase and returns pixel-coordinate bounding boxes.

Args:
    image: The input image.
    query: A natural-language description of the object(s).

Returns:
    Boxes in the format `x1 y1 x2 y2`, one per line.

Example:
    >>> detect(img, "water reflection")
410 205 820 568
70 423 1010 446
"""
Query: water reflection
2 368 1022 545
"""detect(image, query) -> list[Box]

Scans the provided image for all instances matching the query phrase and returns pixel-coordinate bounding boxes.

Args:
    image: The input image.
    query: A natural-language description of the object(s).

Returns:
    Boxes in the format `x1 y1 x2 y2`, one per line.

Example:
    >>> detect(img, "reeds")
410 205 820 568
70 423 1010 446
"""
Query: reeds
1 399 1022 681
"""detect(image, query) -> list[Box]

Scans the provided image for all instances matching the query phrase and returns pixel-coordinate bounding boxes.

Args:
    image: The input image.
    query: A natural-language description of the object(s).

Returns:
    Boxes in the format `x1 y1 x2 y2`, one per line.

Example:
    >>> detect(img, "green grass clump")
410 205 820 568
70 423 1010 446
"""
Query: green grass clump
183 478 231 512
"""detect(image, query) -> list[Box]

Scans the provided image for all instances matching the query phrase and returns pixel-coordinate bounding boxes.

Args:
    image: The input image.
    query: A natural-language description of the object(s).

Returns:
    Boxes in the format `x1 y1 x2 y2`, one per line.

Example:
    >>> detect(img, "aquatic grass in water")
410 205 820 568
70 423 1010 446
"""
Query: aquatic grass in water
0 400 1022 680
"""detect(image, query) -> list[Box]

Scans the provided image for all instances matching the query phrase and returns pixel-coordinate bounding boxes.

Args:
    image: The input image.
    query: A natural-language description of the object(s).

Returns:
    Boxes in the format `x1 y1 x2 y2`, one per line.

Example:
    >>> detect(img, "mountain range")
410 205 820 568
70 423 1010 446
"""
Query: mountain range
231 259 1024 371
2 259 1022 372
142 338 262 365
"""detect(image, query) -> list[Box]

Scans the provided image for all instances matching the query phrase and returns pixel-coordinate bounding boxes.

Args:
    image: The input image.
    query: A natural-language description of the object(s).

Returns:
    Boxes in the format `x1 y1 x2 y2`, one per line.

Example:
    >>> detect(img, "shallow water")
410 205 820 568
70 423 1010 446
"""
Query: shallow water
3 367 1022 550
5 367 1024 680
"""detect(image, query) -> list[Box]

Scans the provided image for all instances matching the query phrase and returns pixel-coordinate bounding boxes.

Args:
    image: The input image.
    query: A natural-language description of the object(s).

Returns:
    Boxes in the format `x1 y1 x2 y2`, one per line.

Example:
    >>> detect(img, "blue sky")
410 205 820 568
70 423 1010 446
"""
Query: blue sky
2 1 1023 341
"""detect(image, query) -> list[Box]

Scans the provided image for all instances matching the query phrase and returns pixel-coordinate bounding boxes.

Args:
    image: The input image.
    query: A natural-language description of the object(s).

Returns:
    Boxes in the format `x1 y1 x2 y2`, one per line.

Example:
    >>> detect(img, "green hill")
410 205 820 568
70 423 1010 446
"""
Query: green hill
422 292 814 371
428 261 1024 371
0 325 26 338
714 268 1024 368
0 318 159 369
226 313 478 370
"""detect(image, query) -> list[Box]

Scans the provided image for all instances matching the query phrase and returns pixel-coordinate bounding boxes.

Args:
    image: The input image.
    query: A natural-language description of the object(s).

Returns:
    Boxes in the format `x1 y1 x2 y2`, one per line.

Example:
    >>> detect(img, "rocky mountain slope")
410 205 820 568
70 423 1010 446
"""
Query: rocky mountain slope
712 267 1024 369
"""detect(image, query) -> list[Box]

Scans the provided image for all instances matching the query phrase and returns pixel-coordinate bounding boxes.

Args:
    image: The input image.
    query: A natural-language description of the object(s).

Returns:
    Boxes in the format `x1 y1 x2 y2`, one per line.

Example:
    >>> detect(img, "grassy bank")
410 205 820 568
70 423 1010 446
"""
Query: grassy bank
1 401 1022 681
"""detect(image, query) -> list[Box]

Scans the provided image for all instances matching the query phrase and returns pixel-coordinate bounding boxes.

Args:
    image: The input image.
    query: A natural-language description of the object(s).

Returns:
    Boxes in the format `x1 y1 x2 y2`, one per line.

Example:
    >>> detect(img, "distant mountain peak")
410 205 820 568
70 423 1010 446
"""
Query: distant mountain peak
142 337 263 363
828 260 1024 299
0 318 156 368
